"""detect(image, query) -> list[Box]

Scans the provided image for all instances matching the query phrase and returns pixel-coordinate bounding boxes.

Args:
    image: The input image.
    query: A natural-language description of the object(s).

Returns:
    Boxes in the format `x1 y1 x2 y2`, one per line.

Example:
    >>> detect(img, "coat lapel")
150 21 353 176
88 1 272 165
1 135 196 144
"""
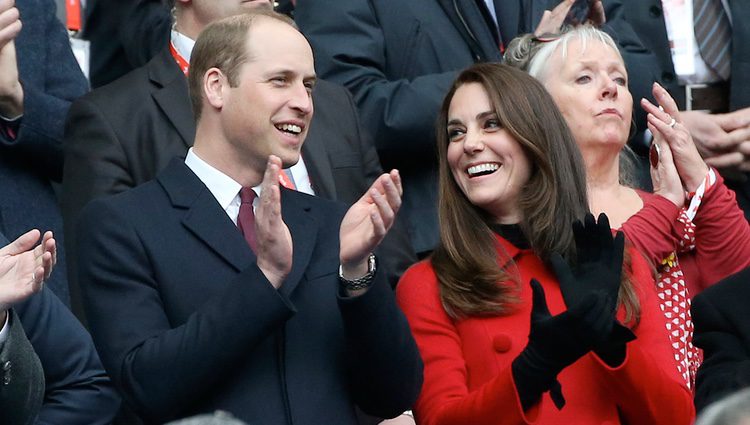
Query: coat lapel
150 48 195 149
277 188 318 296
159 160 319 296
160 160 254 272
435 0 503 62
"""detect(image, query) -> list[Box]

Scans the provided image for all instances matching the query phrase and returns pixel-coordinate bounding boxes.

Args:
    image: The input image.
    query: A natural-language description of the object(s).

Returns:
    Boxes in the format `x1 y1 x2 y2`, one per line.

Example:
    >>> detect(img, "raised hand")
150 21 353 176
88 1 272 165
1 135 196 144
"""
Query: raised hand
512 279 612 410
0 229 55 312
339 170 402 279
255 155 293 289
0 0 23 117
550 213 634 366
641 82 710 193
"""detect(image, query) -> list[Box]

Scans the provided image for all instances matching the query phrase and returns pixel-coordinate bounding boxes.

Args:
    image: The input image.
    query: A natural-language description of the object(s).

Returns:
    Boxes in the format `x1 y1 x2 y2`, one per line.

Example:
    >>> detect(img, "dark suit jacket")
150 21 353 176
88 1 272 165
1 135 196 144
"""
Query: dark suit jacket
692 266 750 412
622 0 750 215
83 0 169 88
0 0 89 306
295 0 660 254
76 159 423 423
62 47 416 324
14 284 121 424
0 310 43 425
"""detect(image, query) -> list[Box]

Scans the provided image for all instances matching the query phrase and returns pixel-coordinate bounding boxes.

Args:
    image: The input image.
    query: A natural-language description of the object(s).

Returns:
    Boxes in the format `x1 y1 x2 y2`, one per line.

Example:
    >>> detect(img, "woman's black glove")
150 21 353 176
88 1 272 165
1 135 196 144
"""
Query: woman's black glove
550 213 636 367
512 279 613 411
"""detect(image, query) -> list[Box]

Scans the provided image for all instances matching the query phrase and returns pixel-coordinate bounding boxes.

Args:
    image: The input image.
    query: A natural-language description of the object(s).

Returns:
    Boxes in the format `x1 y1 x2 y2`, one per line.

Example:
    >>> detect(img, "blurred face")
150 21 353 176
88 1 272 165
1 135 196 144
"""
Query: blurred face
446 83 531 224
220 18 315 173
542 38 632 151
193 0 273 25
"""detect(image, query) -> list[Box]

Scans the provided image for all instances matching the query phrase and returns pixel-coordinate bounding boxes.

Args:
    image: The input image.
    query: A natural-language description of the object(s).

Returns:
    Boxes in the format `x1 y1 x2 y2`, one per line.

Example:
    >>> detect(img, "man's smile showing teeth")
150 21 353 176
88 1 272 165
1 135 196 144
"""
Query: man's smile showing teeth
467 163 500 177
276 123 302 135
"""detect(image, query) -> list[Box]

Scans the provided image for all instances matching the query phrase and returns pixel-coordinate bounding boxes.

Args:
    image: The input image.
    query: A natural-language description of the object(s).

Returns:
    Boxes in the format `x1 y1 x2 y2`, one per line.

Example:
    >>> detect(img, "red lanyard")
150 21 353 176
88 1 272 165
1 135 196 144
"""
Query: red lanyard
170 41 190 76
66 0 82 32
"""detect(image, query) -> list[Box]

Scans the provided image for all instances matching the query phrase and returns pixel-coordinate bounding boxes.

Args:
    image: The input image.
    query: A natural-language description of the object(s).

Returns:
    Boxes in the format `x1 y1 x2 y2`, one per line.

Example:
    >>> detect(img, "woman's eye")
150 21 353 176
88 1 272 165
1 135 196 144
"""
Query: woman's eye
614 77 627 86
575 75 591 84
485 119 500 130
447 128 465 141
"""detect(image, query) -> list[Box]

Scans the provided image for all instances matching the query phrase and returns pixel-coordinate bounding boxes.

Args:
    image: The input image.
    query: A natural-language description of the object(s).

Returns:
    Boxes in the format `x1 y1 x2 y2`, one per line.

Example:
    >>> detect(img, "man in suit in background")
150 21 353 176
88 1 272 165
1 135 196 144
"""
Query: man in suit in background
76 10 421 423
62 0 416 325
623 0 750 218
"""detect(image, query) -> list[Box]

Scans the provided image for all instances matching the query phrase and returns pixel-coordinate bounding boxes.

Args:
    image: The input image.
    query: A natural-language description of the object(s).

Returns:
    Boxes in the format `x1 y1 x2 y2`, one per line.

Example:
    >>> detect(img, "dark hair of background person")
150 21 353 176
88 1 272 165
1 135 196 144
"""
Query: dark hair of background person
431 63 639 320
187 9 295 122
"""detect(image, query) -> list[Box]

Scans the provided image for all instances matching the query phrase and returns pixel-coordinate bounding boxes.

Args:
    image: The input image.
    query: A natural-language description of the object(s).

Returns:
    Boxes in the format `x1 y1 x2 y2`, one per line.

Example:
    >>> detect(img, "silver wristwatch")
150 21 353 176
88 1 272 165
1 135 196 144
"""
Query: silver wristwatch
338 253 377 291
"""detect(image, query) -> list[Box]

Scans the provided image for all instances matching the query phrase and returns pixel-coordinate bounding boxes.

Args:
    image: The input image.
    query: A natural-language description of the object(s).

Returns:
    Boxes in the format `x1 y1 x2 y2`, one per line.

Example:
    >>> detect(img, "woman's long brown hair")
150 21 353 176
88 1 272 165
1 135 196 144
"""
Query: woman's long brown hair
432 63 639 322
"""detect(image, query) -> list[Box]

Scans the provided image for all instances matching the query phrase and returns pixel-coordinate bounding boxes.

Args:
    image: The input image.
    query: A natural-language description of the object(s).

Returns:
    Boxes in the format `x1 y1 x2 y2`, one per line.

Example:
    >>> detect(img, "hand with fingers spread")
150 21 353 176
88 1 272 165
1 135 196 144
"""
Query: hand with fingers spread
512 279 613 411
0 229 55 320
255 155 293 289
550 213 635 366
339 170 402 281
642 82 710 193
0 0 23 117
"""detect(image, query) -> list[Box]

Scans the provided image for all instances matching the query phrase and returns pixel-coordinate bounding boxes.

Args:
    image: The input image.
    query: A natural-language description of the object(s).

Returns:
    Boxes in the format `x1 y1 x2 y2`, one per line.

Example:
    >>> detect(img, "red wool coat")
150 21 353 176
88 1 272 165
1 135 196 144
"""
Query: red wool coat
396 235 695 425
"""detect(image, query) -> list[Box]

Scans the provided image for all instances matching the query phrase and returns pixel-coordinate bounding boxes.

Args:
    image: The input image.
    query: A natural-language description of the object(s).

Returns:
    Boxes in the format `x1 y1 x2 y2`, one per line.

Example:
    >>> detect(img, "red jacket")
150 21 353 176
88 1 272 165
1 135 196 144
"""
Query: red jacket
396 235 695 425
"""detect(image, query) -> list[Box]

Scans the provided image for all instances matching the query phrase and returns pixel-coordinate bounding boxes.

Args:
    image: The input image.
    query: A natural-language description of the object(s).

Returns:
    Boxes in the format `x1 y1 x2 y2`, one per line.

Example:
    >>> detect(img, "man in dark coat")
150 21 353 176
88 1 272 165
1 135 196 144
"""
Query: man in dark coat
76 10 422 424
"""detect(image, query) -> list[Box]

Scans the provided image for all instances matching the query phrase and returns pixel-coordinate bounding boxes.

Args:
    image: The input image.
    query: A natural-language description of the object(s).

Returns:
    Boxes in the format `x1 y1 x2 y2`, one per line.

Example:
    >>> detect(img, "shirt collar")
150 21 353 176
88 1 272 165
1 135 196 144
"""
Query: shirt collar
171 30 195 63
184 148 261 211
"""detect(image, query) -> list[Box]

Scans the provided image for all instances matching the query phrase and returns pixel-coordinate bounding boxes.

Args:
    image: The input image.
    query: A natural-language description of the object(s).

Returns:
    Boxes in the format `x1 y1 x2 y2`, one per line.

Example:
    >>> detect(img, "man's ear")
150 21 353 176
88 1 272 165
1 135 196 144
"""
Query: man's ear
203 67 226 110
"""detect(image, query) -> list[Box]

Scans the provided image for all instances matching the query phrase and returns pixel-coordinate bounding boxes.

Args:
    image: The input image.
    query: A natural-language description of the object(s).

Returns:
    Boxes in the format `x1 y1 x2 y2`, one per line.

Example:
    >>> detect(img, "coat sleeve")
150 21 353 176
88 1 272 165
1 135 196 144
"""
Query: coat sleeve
76 198 297 422
691 173 750 291
620 192 682 266
2 0 89 181
692 273 750 412
591 249 695 424
16 286 121 425
396 263 542 425
338 270 423 418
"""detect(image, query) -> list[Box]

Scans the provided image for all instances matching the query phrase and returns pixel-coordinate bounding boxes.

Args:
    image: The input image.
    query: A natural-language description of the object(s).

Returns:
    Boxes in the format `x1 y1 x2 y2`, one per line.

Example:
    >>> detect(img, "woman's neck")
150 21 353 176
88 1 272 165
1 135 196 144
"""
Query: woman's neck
582 146 642 228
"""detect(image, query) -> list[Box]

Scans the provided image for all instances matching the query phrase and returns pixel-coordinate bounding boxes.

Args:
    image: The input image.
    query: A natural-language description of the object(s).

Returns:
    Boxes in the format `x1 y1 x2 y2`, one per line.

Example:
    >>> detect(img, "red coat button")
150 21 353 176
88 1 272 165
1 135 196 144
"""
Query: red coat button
492 334 512 352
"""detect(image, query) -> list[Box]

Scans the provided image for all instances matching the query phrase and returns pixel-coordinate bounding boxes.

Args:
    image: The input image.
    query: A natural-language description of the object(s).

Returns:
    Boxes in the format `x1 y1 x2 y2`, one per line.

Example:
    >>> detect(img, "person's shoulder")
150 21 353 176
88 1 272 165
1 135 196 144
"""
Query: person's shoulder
397 259 439 295
697 266 750 307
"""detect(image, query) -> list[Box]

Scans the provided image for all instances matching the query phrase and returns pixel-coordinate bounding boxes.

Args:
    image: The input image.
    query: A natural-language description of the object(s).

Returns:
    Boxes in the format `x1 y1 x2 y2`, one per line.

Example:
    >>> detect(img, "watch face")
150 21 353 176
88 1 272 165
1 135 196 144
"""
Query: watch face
649 141 661 169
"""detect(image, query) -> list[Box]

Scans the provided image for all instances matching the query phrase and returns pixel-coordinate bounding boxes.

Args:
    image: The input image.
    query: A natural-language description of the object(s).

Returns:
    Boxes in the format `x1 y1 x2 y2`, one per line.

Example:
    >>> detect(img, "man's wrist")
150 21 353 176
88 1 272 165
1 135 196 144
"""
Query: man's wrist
339 253 377 292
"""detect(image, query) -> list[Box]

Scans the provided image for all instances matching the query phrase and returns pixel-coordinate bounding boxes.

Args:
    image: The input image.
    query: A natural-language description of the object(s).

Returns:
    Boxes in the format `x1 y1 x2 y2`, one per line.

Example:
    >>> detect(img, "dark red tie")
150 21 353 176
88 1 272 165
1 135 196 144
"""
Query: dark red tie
237 188 258 252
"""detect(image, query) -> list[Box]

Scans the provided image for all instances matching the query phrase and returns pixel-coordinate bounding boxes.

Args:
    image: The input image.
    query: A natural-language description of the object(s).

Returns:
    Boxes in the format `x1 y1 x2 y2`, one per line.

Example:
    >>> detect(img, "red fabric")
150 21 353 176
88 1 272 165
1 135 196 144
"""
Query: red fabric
396 235 695 425
626 173 750 295
620 174 750 389
237 188 257 252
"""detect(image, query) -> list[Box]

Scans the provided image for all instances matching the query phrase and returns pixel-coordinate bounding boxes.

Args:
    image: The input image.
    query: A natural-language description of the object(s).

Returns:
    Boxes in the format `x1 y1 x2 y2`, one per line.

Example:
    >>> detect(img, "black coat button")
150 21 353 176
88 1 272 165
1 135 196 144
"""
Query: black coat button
662 72 675 83
649 5 662 18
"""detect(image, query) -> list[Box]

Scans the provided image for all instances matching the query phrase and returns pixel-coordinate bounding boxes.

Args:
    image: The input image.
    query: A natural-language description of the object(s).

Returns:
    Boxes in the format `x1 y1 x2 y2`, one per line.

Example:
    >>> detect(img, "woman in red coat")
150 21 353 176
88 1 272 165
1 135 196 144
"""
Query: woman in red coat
396 63 694 424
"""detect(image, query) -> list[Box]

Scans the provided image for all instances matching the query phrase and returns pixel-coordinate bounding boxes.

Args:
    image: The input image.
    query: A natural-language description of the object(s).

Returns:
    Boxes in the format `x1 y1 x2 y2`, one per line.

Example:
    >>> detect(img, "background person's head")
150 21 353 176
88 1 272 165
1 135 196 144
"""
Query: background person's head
188 10 315 183
174 0 274 39
505 26 637 184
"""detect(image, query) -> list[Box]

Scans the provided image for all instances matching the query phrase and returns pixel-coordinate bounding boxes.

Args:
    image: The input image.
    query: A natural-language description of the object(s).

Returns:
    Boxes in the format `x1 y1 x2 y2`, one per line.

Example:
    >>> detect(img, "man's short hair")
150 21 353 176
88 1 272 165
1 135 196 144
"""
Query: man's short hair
187 10 296 122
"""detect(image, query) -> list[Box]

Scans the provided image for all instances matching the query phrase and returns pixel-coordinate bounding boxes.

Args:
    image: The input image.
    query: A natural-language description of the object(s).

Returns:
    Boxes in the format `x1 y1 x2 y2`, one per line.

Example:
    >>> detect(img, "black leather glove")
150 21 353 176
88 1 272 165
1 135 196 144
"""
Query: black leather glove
512 279 613 411
550 213 635 367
